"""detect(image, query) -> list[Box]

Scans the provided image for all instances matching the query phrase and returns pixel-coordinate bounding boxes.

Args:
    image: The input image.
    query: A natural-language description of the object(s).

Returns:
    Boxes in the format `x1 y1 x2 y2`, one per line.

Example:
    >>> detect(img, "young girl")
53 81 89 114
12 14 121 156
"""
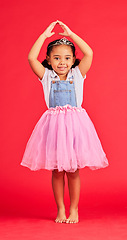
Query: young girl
21 20 109 224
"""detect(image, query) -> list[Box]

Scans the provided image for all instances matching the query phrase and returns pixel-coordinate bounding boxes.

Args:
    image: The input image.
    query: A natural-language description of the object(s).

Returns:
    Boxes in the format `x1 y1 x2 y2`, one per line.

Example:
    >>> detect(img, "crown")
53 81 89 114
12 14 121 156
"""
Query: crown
47 37 74 48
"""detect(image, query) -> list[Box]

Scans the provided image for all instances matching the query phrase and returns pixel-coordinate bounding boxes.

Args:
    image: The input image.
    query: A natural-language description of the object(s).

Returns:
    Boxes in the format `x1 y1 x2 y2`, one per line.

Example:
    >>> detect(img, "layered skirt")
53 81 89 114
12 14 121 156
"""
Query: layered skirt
21 104 109 172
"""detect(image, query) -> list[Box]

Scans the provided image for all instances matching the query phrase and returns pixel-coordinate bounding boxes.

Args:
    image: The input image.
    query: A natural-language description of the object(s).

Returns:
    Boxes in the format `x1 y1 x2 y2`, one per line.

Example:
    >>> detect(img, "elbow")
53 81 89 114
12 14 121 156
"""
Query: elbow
86 49 93 58
28 53 33 61
89 50 93 61
90 49 93 56
28 55 36 62
28 54 32 61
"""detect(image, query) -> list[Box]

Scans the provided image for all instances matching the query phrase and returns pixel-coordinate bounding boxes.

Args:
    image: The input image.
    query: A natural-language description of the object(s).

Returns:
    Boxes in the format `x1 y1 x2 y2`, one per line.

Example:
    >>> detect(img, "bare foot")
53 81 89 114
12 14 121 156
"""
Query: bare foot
66 208 79 223
55 207 67 223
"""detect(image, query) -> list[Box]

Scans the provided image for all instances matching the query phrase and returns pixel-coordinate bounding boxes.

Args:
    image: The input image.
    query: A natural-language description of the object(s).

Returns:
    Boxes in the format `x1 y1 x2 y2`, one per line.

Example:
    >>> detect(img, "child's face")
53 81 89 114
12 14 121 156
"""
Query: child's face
47 45 75 79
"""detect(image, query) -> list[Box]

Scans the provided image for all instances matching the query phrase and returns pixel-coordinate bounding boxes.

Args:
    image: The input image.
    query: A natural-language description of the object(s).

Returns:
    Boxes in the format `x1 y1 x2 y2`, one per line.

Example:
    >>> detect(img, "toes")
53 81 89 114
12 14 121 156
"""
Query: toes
66 219 72 223
55 218 66 223
62 219 66 223
55 219 58 223
66 219 78 224
55 219 62 223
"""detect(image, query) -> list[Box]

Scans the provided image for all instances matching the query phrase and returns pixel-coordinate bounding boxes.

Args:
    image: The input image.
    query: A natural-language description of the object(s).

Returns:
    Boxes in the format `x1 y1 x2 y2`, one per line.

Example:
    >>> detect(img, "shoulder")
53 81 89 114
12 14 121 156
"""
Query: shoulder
38 68 53 82
72 66 86 80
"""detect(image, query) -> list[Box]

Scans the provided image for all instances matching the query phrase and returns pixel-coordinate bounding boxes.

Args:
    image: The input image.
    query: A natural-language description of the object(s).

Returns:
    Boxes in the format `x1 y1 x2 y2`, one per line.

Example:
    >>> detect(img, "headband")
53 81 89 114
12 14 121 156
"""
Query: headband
47 37 74 49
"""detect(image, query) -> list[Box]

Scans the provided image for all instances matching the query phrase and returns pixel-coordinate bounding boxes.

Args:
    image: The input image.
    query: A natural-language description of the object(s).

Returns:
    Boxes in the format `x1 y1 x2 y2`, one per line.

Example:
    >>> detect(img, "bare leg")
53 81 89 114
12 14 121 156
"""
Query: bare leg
52 169 66 223
66 169 80 223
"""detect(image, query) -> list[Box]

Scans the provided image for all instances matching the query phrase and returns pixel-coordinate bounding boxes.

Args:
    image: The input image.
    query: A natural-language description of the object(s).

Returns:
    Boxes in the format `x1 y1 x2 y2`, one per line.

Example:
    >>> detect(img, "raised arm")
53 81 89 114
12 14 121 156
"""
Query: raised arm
69 33 93 78
57 20 93 78
28 21 57 79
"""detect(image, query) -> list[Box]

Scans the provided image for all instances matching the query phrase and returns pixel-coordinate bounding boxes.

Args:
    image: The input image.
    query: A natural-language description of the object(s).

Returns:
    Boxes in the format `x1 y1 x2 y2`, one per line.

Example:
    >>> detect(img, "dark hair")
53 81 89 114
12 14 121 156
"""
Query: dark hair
41 39 80 70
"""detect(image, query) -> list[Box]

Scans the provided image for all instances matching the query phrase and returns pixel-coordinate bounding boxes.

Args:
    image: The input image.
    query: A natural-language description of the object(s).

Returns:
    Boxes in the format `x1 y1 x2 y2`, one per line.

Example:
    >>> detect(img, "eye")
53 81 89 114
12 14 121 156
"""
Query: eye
54 57 60 60
66 57 70 60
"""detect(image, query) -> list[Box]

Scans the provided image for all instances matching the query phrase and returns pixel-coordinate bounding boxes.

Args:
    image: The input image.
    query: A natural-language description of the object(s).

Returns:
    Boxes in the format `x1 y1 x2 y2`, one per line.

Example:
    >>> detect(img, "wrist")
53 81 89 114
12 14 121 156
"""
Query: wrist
69 31 76 39
41 32 48 40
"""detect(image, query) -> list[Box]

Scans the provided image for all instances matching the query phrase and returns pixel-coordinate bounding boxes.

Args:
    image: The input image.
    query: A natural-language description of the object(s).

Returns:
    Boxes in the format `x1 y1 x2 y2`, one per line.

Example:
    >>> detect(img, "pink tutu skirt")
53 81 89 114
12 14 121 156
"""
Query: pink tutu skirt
21 104 109 172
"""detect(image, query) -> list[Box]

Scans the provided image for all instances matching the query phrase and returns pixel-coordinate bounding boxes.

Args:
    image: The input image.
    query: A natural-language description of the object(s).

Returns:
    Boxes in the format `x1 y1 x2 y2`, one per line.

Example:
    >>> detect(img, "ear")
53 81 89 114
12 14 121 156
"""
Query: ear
73 56 76 64
46 55 51 65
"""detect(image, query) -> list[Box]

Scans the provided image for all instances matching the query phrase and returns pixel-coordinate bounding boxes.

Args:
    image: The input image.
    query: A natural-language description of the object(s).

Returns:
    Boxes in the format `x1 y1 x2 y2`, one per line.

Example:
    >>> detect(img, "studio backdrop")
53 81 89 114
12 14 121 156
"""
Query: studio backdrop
1 0 127 217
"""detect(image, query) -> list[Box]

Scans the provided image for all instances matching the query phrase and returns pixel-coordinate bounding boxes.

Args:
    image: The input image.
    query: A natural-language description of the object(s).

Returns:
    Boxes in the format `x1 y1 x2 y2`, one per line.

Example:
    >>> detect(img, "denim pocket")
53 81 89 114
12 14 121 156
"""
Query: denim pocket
54 90 71 107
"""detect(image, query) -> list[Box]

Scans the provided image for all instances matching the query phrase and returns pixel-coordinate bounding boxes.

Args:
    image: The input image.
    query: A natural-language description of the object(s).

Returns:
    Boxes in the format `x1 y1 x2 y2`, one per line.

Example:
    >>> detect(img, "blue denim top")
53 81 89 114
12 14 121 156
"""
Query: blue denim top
49 76 77 108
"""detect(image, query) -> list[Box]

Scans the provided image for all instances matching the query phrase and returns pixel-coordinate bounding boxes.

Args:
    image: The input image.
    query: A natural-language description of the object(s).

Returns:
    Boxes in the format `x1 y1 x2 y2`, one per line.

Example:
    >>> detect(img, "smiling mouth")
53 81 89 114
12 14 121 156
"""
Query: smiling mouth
58 67 67 71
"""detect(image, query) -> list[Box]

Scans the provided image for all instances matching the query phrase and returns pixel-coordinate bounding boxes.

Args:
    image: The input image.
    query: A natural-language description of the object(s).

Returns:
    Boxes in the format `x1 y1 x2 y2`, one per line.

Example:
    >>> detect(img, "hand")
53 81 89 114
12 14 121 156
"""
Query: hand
57 20 73 37
43 21 58 38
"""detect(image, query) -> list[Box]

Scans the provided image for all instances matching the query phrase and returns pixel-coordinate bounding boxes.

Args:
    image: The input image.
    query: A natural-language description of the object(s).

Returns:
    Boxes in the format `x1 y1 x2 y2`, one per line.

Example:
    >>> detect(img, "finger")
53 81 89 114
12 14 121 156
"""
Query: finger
50 25 55 31
57 20 64 25
58 32 65 35
49 23 57 32
58 21 67 28
57 21 65 28
56 20 61 23
60 25 65 31
50 32 55 36
51 21 57 27
51 20 58 25
59 24 68 33
53 21 58 25
58 22 71 33
49 21 57 29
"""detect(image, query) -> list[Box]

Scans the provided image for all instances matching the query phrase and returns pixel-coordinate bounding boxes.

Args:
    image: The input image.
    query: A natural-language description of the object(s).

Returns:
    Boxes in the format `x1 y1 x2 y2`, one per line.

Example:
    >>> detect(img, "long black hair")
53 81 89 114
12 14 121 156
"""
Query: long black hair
41 39 80 70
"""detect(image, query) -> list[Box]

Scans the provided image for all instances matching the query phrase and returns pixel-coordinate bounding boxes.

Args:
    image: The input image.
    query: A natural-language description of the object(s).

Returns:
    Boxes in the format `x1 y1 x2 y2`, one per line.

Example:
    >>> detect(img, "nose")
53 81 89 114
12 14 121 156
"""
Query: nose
60 62 65 66
59 59 65 65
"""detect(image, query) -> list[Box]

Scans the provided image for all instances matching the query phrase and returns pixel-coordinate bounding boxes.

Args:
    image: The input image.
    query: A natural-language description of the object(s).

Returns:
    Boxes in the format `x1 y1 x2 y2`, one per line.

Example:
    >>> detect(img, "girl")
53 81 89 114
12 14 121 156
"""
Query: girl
21 20 109 224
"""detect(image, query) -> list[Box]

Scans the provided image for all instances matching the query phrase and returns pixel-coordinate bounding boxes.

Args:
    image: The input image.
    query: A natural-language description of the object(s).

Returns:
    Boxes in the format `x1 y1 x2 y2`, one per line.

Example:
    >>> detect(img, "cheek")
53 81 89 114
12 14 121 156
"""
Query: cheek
70 60 74 66
52 63 58 69
51 61 56 66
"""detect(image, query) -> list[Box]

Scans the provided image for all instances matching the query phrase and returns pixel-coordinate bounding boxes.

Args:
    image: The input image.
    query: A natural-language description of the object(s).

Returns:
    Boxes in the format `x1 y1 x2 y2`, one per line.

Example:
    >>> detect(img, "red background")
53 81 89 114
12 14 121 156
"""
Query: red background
1 0 127 219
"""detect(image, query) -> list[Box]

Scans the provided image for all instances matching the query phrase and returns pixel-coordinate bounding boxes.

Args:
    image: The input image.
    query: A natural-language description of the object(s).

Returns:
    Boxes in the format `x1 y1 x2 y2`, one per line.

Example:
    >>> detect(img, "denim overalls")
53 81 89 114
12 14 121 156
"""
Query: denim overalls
49 76 77 108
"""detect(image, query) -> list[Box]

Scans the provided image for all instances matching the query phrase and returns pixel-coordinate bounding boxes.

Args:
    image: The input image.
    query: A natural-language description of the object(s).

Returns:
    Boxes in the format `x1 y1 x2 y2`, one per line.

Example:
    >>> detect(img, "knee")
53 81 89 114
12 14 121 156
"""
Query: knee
66 169 79 179
52 169 65 179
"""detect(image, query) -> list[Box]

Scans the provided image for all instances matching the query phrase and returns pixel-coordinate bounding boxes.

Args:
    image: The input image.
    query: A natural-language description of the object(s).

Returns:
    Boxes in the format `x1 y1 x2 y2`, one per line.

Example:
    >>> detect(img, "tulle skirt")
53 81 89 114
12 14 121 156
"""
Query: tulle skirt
20 104 109 172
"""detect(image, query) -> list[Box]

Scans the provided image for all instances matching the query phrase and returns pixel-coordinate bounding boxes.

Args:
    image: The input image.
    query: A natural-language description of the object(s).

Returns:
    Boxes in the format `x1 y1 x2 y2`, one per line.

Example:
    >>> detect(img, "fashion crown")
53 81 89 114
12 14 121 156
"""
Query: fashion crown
47 37 74 48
